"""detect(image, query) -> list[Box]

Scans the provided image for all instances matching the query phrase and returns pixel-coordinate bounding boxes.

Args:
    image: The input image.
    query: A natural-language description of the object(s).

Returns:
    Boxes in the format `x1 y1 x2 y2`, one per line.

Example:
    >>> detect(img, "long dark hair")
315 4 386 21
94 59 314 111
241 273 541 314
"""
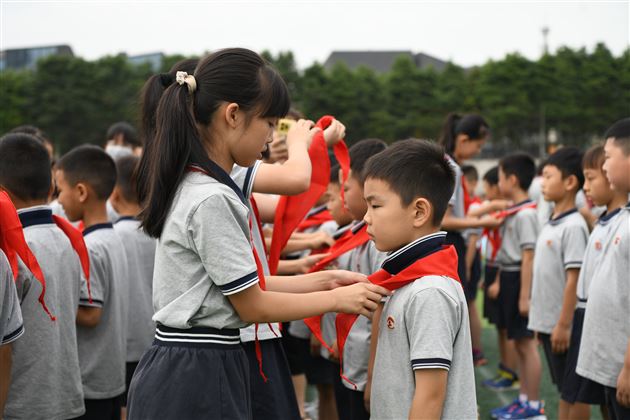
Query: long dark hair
136 59 199 205
139 48 290 238
438 113 489 157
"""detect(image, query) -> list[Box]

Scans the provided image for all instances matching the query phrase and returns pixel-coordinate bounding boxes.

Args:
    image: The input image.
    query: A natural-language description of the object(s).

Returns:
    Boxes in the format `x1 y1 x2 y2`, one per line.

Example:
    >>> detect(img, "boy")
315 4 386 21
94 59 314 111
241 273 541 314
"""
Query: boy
529 147 589 419
366 139 476 419
0 133 86 419
55 145 130 420
109 155 156 412
577 118 630 419
561 144 627 415
491 153 543 420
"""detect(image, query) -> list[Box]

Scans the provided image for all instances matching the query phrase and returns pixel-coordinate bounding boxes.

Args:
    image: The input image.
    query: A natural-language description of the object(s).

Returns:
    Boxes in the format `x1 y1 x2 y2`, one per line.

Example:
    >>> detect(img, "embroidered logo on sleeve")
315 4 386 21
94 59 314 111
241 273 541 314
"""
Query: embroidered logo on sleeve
386 316 395 330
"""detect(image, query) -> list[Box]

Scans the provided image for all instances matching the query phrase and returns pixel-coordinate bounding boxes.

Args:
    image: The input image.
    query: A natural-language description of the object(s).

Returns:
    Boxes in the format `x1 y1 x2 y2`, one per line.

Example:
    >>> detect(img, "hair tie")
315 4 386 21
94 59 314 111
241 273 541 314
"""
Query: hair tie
159 73 174 87
175 71 197 94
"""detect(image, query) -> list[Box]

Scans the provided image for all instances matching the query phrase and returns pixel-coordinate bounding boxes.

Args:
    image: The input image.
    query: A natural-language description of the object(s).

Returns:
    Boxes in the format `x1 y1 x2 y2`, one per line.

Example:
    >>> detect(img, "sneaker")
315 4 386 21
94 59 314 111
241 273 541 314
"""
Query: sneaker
499 401 546 420
483 372 520 391
490 399 522 419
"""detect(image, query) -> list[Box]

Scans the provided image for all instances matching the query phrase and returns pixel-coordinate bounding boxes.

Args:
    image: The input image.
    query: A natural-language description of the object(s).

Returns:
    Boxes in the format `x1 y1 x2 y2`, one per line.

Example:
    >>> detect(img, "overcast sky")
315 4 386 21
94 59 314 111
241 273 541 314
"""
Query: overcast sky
1 1 628 69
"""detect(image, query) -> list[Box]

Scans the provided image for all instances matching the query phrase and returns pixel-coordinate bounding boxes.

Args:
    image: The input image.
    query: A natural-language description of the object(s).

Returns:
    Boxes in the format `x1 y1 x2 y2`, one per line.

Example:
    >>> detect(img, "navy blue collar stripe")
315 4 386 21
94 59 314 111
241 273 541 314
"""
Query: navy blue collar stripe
18 208 54 228
381 231 447 275
83 223 114 237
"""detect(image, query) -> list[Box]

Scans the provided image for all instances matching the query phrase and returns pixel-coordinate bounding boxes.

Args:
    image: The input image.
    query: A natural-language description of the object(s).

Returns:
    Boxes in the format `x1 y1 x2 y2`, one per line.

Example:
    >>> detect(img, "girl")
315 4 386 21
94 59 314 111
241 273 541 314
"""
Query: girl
439 113 500 367
127 48 388 420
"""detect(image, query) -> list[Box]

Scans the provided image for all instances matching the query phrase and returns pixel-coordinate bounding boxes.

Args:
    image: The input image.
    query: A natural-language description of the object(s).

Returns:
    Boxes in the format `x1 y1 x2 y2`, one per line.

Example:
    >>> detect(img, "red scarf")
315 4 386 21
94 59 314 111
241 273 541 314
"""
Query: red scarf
297 209 333 232
0 192 55 320
336 245 460 387
482 201 537 262
52 215 92 303
268 116 351 274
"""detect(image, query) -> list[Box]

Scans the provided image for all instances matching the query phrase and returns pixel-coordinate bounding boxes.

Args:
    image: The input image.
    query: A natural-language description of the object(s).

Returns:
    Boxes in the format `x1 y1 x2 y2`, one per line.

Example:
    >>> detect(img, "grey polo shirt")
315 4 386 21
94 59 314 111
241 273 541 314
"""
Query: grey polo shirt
5 206 85 419
78 223 129 399
113 217 156 362
496 200 539 271
529 209 589 334
152 170 259 330
0 250 23 345
577 203 630 388
371 232 477 420
446 155 465 222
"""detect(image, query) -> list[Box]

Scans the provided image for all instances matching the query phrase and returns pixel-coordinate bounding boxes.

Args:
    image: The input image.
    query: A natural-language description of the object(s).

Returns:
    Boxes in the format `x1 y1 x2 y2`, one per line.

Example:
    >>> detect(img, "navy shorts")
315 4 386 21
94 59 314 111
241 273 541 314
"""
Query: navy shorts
561 307 606 405
605 386 630 420
78 395 123 420
539 332 568 393
464 250 481 301
127 325 251 420
497 270 533 340
483 264 500 325
280 323 309 376
243 338 301 420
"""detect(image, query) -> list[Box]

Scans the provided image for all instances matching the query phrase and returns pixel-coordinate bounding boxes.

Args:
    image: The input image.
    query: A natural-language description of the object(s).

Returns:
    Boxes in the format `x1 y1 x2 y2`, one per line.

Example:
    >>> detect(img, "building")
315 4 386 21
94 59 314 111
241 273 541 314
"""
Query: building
324 50 450 73
127 52 164 72
0 45 74 71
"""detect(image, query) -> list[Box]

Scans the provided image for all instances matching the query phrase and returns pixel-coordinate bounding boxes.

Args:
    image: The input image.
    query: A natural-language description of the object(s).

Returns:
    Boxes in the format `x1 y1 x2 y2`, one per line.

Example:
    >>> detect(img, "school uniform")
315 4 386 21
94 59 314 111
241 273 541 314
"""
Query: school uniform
482 234 500 325
528 208 588 392
444 155 469 288
4 206 85 420
127 164 261 420
462 201 483 302
338 222 387 420
495 200 539 340
77 222 130 420
561 208 622 405
0 249 23 345
112 216 156 406
371 232 477 420
231 163 300 420
577 202 630 420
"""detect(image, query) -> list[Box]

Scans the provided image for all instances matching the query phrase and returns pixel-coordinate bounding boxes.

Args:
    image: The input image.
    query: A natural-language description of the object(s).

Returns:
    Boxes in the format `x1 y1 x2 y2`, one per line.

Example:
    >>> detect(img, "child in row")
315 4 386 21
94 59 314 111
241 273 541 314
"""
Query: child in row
561 143 628 418
529 146 590 419
577 118 630 420
55 145 131 420
366 139 478 419
0 133 86 419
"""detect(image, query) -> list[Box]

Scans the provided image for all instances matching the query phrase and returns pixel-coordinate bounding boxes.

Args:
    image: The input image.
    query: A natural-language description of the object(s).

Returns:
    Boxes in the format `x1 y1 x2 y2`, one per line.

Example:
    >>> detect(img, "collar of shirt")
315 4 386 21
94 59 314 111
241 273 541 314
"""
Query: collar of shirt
549 207 578 226
507 199 534 211
598 207 623 225
306 204 328 218
115 215 136 224
351 220 366 234
333 223 353 240
381 231 447 275
17 205 54 228
83 223 114 237
189 160 247 206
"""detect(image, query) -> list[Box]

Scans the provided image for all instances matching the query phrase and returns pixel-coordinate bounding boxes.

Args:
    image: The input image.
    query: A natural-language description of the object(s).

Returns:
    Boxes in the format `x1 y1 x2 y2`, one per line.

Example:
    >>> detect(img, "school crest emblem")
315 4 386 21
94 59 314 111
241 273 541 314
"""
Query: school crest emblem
386 316 395 329
595 240 602 250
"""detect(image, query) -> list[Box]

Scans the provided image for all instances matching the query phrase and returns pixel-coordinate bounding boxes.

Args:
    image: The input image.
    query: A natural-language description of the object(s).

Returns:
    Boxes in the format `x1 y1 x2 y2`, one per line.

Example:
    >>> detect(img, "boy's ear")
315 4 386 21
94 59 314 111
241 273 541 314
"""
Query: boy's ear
412 197 432 228
564 174 579 191
76 182 89 203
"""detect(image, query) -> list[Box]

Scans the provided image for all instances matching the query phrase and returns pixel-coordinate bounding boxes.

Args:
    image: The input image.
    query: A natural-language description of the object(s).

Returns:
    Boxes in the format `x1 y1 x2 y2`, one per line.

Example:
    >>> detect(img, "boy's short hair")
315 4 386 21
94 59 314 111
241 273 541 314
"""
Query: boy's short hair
545 146 585 189
56 145 117 200
499 153 536 191
349 139 388 182
330 164 341 184
604 117 630 155
115 155 140 204
582 145 605 171
106 122 140 148
483 166 499 186
0 133 52 201
9 125 50 144
461 164 479 183
363 139 455 226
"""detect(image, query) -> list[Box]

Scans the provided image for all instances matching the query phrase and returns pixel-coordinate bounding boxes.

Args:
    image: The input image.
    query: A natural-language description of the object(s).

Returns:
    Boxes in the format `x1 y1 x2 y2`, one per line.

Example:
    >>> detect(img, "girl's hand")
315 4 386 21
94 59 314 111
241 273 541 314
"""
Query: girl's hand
325 270 369 289
332 283 391 318
518 295 530 316
551 323 570 354
479 214 503 229
297 254 329 274
286 119 320 148
323 119 346 146
617 365 630 407
310 231 335 249
487 279 500 299
491 199 510 212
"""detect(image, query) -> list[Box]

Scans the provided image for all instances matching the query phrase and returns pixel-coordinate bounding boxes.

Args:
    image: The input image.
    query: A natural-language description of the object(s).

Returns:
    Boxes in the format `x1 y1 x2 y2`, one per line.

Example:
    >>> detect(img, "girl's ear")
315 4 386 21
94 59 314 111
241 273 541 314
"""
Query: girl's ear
456 133 470 146
412 197 432 228
224 103 241 129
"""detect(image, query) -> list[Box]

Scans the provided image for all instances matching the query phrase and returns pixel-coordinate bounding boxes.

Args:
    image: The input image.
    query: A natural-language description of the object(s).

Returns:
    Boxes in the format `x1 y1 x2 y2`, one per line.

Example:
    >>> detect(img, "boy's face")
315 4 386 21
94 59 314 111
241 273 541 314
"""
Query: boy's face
603 138 630 192
326 183 352 226
541 164 573 203
363 178 426 252
54 169 83 222
343 171 368 221
583 167 614 207
498 167 515 198
463 177 478 196
483 181 501 201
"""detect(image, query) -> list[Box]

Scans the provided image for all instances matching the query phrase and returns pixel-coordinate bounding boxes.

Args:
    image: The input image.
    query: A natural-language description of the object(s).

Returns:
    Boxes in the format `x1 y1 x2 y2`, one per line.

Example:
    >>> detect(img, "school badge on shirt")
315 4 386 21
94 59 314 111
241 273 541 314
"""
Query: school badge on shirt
595 240 602 250
386 316 395 329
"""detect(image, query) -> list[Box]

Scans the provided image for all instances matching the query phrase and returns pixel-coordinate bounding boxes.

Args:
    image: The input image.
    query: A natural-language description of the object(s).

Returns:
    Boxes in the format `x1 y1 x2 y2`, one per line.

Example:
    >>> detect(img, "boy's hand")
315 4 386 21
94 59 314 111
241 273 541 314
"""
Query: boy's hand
325 270 369 289
518 295 530 316
487 279 500 299
490 199 510 212
617 365 630 407
297 254 329 274
332 283 391 318
310 231 335 249
550 323 571 353
479 214 503 229
322 119 346 146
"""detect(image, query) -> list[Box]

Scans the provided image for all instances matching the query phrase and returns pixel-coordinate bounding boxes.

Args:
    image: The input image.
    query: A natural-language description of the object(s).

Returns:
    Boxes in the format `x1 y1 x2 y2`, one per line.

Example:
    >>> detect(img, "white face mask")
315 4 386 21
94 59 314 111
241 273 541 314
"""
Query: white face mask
105 144 133 159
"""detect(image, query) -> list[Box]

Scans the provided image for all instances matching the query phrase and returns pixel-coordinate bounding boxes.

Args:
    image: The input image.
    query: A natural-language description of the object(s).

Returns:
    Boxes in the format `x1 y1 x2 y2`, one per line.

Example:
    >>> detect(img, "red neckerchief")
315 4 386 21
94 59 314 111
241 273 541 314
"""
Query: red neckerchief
0 192 55 320
482 201 537 262
297 209 333 232
336 245 460 388
52 215 92 303
268 116 351 274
